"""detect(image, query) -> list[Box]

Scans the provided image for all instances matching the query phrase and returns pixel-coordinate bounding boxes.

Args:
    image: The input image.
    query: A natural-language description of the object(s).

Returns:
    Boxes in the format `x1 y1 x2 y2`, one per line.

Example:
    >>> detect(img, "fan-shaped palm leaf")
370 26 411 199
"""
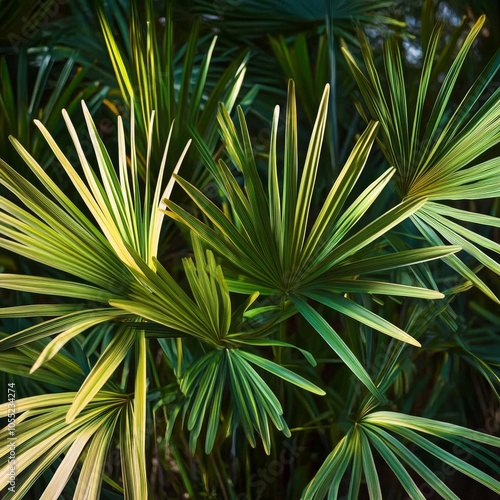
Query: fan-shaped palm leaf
341 16 500 302
0 391 134 499
303 410 500 499
182 0 402 38
165 80 460 401
0 47 107 176
0 101 188 496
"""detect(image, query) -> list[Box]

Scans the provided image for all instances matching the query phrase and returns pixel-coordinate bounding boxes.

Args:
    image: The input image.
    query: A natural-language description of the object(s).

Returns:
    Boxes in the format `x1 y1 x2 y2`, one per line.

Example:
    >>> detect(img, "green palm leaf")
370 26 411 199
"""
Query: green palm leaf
0 100 193 496
99 0 248 182
166 80 460 395
342 16 500 301
0 48 107 173
0 391 127 499
183 0 402 38
303 410 500 499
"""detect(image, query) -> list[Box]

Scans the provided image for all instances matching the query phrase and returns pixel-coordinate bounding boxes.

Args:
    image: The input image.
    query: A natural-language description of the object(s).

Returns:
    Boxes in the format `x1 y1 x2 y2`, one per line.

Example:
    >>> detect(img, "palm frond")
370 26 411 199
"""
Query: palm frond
303 410 500 499
166 80 460 399
99 0 248 183
0 391 127 499
0 48 108 176
342 16 500 301
181 0 402 38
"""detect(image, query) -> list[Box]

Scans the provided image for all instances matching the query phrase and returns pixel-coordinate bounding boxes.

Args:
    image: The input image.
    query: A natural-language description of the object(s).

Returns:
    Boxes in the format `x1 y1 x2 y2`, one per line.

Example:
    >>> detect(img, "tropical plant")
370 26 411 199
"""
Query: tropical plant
166 80 462 394
99 0 248 184
341 14 500 303
0 0 499 499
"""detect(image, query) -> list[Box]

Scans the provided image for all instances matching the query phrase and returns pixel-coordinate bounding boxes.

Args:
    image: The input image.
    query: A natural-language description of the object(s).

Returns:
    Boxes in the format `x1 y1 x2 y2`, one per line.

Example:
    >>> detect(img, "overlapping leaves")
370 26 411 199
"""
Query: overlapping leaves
0 101 186 497
184 0 402 38
165 80 460 401
0 100 192 403
99 0 248 182
0 391 132 499
342 16 500 302
143 236 326 454
0 47 107 175
0 97 327 481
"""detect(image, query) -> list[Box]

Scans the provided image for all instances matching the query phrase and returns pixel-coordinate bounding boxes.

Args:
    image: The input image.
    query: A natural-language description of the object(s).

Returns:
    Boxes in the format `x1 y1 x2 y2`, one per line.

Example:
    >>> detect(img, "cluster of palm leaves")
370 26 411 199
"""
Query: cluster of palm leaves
0 0 499 498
